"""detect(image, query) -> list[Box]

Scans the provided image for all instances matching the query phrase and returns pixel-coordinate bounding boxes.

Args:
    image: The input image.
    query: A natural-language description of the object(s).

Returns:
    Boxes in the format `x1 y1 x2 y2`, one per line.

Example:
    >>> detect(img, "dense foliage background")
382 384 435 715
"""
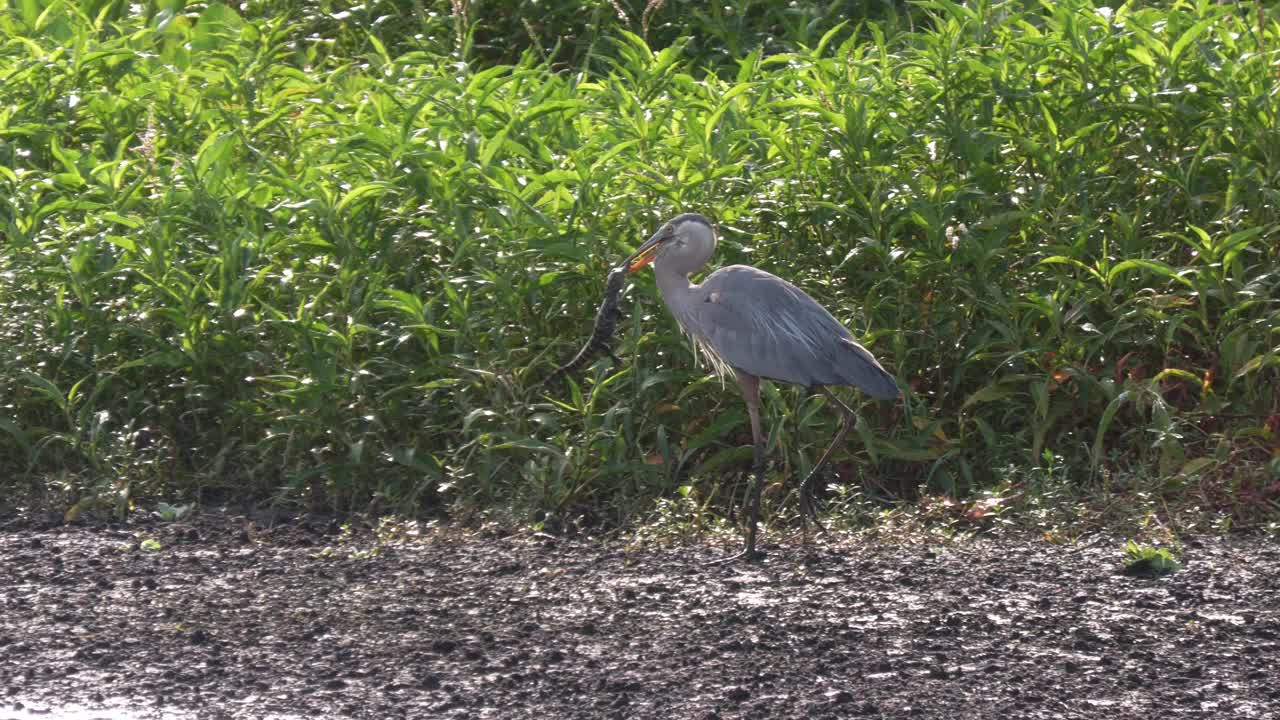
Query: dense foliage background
1 0 1277 531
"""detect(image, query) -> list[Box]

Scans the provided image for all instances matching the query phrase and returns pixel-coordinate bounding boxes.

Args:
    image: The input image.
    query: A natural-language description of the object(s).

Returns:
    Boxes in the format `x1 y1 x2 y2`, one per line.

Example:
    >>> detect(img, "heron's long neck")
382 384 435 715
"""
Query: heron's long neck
654 263 696 329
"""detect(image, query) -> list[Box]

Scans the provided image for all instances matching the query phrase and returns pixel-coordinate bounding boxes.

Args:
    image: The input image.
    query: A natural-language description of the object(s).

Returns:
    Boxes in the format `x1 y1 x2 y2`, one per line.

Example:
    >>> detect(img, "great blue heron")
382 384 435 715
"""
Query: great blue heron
626 213 899 561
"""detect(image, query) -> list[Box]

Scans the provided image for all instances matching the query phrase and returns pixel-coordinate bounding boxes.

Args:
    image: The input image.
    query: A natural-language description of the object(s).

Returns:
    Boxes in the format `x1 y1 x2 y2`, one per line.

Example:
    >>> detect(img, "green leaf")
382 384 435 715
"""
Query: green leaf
1039 100 1058 140
1176 457 1215 478
1169 15 1219 65
491 436 564 457
1091 390 1131 473
1234 353 1280 379
736 48 761 83
877 441 944 462
195 131 237 181
1151 368 1201 391
1037 255 1104 284
685 409 747 454
815 21 849 57
18 0 40 26
962 382 1017 409
0 417 31 454
192 2 244 51
479 120 514 169
522 100 587 124
22 373 67 410
1107 259 1192 287
337 182 393 212
104 235 138 253
50 136 80 171
1127 47 1156 68
101 212 144 229
691 445 754 476
34 198 108 224
589 139 640 173
463 408 499 432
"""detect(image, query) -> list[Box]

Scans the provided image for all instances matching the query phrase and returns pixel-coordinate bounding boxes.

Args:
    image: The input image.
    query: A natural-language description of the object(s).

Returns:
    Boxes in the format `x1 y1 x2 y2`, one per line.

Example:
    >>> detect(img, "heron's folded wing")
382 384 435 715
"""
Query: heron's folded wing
691 265 898 397
690 267 843 385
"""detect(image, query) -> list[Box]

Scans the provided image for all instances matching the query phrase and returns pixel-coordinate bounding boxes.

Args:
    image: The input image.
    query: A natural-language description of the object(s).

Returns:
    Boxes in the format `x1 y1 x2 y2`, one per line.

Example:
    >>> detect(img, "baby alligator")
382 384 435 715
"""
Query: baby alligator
544 266 627 386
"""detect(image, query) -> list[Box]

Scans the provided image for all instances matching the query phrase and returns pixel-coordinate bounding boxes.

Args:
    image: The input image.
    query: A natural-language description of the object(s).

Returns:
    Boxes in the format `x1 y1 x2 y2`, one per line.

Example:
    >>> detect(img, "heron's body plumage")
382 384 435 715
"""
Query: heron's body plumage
662 264 898 398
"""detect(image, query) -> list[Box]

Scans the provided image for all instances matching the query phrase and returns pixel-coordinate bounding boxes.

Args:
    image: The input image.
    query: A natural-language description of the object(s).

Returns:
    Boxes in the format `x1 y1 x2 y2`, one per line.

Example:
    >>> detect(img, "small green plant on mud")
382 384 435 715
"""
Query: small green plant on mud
118 535 162 552
156 502 195 522
313 519 416 560
373 516 427 545
633 485 728 546
339 522 381 559
815 484 886 533
1122 541 1181 577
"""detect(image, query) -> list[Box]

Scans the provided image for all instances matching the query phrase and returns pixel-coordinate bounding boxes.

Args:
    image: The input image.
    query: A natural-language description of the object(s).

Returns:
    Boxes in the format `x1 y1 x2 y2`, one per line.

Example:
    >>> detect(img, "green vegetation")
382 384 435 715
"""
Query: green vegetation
1122 540 1181 576
1 0 1277 534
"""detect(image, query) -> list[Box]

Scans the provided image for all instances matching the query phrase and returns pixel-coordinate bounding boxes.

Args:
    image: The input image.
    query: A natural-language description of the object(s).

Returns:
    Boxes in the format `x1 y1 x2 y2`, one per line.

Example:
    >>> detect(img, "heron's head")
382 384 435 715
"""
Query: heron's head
626 213 717 276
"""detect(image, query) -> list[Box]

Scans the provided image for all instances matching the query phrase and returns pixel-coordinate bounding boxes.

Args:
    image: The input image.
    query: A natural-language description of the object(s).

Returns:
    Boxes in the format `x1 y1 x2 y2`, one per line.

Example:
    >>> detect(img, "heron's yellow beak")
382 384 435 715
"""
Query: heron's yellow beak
625 231 666 273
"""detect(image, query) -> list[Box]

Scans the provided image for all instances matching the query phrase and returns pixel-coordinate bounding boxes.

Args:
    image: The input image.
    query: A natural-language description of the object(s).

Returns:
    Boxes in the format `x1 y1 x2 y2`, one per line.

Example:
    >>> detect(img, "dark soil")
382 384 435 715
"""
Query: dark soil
2 512 1278 720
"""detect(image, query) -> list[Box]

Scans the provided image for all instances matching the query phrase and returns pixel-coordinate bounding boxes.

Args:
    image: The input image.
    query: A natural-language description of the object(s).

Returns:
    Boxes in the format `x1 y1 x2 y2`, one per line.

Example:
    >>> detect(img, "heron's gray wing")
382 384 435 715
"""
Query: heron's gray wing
689 265 899 398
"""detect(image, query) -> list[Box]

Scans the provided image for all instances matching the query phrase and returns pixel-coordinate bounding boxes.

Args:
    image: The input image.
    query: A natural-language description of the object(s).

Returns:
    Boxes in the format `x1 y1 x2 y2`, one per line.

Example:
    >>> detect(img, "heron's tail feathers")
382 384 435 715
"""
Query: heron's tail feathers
838 338 900 399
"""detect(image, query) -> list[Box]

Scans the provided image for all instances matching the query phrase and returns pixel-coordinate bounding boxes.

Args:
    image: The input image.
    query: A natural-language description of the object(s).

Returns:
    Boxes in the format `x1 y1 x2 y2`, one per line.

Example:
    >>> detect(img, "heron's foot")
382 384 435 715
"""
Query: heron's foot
708 458 768 565
798 478 830 538
707 496 766 566
704 545 765 565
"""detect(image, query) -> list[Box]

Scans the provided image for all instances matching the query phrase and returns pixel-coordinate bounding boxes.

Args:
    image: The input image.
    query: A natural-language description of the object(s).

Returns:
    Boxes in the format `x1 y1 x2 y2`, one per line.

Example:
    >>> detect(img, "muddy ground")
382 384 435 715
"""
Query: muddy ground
1 512 1278 720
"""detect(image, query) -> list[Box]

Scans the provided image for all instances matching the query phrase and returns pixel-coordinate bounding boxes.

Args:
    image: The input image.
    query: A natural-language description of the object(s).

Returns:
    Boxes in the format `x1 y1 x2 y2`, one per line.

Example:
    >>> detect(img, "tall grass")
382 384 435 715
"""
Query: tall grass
1 0 1277 528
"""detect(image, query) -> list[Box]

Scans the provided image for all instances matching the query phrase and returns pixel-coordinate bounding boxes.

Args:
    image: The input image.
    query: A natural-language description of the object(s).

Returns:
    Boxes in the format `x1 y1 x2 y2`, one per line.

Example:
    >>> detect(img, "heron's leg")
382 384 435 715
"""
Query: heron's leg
798 386 857 531
706 372 766 565
741 374 767 560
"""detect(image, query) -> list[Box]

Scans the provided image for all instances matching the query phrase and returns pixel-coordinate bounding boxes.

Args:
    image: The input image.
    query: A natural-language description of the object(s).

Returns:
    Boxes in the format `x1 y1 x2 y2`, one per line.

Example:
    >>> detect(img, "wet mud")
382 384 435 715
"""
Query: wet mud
2 513 1278 719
